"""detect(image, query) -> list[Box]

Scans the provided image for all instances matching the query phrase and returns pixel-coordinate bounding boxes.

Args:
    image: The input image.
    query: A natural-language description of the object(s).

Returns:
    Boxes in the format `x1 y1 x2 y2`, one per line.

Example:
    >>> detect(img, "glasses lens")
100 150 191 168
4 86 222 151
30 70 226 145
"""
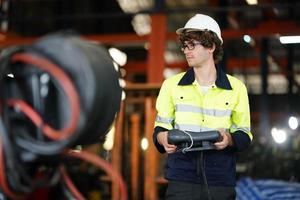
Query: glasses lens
181 41 196 51
187 42 195 50
180 43 187 50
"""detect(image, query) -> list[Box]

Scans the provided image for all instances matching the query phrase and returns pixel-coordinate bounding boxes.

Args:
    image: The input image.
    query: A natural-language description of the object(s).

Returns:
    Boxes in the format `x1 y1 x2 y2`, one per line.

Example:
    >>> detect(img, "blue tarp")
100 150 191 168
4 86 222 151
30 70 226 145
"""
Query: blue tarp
236 177 300 200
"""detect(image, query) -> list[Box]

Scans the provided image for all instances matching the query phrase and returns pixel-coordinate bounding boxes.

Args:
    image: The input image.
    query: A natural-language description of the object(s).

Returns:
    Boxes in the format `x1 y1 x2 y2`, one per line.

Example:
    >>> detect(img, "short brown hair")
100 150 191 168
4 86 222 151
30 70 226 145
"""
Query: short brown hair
179 30 223 64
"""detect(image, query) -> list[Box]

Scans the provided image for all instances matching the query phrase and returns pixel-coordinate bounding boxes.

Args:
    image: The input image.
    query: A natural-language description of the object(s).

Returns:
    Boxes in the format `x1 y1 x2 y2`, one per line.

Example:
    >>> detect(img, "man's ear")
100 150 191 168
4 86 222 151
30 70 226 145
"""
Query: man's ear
208 43 216 53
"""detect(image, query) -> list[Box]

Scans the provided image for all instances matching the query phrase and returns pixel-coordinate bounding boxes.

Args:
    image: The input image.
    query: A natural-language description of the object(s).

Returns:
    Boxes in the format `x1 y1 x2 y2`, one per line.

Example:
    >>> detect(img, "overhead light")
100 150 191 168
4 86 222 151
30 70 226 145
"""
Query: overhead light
246 0 258 5
7 73 14 78
243 35 252 43
271 127 287 144
117 0 153 13
288 116 299 130
279 36 300 44
131 14 151 36
117 0 153 36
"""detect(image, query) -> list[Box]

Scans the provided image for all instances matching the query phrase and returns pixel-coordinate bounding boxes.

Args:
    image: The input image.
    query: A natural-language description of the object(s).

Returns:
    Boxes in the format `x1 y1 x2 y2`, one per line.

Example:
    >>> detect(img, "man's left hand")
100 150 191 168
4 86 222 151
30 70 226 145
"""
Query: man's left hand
214 129 234 150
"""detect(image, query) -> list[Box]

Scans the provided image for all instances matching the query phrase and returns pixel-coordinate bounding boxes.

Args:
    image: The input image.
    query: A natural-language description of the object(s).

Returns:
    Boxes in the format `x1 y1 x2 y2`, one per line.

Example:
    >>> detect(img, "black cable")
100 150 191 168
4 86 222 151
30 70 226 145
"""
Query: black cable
6 55 84 155
0 117 33 193
15 133 76 155
0 117 73 196
1 117 61 193
0 45 76 195
200 151 212 200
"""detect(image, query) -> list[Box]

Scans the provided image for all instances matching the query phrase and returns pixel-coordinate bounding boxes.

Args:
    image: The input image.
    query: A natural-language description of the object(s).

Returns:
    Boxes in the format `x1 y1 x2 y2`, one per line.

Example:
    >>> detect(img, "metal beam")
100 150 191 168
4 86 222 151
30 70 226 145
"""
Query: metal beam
124 58 288 73
1 20 300 47
147 14 166 83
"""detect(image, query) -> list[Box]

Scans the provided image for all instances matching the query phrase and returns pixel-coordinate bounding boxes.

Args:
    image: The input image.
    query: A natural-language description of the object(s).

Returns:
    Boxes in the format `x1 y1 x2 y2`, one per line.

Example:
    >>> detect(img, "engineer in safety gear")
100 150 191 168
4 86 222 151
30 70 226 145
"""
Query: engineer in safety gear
153 14 252 200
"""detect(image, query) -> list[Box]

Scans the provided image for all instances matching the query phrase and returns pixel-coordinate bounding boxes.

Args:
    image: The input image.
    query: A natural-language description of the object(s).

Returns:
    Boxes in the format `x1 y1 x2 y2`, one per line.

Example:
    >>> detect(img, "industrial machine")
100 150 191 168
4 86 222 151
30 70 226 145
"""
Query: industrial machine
0 32 126 200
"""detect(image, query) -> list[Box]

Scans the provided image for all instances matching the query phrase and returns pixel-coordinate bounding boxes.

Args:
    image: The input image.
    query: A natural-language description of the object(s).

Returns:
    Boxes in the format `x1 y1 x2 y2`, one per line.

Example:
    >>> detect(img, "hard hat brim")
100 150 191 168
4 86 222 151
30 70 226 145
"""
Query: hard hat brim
175 27 223 43
176 28 202 35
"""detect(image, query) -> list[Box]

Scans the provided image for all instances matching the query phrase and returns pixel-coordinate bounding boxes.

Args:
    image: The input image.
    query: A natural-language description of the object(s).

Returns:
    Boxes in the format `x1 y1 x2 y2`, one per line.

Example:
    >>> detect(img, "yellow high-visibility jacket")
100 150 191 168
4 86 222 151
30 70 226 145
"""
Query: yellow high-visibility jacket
153 67 252 186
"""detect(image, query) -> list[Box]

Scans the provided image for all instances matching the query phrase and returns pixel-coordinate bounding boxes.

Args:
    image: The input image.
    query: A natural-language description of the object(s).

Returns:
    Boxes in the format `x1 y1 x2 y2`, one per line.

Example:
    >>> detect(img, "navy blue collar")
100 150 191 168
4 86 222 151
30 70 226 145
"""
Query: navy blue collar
178 66 232 90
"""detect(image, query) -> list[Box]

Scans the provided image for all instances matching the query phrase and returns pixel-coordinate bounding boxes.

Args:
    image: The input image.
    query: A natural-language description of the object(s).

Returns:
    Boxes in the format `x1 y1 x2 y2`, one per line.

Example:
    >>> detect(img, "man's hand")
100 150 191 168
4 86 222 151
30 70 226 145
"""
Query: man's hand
157 131 177 153
214 129 234 150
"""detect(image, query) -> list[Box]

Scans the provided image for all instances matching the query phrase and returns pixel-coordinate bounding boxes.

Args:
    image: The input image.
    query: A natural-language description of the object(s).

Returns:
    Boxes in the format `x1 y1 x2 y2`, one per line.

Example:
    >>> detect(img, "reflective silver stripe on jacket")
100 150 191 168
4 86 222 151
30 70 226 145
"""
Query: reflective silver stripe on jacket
174 123 216 132
155 115 174 124
230 124 251 133
175 104 232 117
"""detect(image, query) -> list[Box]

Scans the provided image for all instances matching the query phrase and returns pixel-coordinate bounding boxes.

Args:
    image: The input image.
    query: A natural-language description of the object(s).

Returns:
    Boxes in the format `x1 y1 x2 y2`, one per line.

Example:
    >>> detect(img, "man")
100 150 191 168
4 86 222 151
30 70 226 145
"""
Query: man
153 14 252 200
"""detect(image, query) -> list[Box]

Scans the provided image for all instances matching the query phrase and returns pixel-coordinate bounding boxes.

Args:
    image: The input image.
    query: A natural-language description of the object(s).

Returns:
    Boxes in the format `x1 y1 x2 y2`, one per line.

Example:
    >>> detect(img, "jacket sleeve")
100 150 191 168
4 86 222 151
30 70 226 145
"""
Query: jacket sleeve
153 126 168 153
230 83 252 152
153 80 175 153
231 130 251 152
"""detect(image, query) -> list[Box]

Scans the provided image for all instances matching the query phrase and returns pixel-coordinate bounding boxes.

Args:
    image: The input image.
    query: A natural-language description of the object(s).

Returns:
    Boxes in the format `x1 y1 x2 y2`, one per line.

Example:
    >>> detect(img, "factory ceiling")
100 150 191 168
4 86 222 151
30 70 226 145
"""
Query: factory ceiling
1 0 300 86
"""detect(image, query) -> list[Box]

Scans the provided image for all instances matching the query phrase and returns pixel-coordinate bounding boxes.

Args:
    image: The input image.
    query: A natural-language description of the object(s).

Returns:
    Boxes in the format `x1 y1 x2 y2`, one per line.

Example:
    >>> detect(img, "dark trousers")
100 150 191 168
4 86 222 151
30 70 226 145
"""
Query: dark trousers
165 181 236 200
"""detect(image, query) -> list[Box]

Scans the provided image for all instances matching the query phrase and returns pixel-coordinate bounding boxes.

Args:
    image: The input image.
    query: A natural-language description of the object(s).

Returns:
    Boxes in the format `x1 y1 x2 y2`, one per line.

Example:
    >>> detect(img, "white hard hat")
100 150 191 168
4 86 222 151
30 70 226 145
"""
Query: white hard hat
176 14 223 44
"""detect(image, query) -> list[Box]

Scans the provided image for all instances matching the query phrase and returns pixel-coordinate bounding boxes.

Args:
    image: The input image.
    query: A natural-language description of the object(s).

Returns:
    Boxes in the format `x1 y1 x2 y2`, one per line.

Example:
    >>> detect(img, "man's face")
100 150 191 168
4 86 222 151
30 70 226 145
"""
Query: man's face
181 40 212 68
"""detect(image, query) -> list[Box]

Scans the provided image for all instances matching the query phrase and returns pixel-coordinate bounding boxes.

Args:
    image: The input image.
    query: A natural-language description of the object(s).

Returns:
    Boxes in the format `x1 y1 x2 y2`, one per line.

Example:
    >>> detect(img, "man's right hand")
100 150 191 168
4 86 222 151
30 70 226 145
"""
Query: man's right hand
157 131 177 153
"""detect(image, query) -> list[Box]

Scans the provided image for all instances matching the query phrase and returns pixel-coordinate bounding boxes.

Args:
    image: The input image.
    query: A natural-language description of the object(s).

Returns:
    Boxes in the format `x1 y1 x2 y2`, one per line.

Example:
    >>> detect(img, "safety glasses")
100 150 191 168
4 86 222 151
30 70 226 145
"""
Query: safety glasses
180 41 202 51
